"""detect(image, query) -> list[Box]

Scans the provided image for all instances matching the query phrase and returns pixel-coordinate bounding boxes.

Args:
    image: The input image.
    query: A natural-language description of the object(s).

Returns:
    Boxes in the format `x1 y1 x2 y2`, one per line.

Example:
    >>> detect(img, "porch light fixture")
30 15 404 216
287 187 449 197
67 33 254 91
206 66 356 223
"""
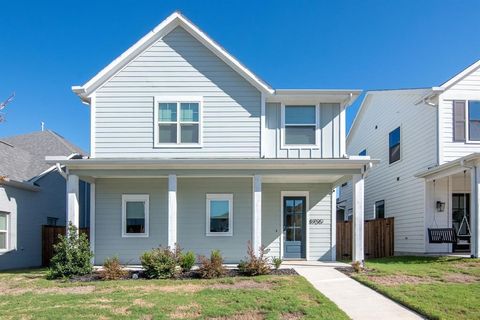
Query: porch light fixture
436 201 445 212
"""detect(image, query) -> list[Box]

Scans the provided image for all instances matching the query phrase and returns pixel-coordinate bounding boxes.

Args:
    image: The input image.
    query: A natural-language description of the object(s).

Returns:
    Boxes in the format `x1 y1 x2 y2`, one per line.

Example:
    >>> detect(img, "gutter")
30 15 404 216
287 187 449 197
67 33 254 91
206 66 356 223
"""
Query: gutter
0 178 41 192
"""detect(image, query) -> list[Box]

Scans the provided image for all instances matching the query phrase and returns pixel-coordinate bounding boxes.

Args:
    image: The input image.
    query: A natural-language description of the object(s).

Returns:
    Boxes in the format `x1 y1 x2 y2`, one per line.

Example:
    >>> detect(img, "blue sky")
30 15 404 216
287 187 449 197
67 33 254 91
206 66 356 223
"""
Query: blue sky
1 0 479 152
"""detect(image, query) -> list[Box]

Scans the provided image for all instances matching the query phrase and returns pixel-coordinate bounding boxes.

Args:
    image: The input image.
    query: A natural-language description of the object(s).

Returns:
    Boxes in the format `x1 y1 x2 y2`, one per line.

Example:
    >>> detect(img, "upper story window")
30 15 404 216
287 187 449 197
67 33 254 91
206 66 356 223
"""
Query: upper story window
389 127 401 164
453 100 480 142
468 101 480 141
359 149 367 156
0 212 8 251
122 194 149 237
282 105 319 147
154 97 202 147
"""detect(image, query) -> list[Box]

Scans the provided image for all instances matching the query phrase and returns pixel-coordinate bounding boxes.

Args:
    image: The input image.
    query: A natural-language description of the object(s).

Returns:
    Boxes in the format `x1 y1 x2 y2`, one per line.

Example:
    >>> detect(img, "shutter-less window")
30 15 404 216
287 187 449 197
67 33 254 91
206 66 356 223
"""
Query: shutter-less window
453 101 466 142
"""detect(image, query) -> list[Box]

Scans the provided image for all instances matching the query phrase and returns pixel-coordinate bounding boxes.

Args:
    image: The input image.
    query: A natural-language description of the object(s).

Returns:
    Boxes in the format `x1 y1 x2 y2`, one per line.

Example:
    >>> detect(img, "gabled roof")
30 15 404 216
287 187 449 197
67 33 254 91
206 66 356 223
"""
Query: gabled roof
439 59 480 90
73 11 274 103
0 130 86 182
347 88 432 143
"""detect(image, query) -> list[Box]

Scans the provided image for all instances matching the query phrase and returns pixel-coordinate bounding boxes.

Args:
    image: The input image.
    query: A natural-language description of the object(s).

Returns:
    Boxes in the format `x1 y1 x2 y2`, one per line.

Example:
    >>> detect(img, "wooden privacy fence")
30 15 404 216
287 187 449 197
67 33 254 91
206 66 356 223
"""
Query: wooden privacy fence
42 225 89 267
336 217 394 260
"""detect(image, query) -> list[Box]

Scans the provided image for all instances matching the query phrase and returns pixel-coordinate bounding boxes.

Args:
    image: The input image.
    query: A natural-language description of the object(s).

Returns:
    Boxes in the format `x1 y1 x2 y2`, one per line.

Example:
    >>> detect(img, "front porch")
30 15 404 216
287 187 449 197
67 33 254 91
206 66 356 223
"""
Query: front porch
49 158 376 265
417 153 480 257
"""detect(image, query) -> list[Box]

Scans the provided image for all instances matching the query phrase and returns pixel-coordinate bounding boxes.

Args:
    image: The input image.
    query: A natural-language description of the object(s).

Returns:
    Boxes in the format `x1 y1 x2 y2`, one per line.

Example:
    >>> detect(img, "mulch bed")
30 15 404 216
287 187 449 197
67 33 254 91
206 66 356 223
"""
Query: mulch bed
70 268 297 282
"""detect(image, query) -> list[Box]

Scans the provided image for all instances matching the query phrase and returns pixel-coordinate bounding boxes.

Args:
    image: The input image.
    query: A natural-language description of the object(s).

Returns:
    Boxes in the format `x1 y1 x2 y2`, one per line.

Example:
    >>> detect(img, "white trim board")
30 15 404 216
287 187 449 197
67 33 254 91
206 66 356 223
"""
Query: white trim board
72 11 274 103
121 194 150 238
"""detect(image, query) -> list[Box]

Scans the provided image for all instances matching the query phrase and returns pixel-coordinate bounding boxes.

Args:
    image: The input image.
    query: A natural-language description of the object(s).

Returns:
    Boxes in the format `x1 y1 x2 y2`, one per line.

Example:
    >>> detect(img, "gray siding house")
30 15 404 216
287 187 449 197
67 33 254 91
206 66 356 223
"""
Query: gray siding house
50 12 376 265
0 130 88 270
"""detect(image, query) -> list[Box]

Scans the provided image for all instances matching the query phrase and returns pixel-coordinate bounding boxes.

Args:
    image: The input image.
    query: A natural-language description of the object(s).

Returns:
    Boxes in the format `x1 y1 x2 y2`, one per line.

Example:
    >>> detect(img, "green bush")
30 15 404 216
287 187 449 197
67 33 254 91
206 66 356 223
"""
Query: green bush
237 241 271 276
47 223 93 279
140 247 178 279
198 250 226 279
100 256 128 280
272 257 282 270
179 251 196 272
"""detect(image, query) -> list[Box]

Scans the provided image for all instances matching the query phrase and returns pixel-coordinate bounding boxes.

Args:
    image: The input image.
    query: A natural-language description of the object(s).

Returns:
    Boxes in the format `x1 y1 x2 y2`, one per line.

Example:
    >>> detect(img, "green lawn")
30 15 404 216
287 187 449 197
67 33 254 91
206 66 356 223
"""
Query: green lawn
0 269 348 320
351 256 480 320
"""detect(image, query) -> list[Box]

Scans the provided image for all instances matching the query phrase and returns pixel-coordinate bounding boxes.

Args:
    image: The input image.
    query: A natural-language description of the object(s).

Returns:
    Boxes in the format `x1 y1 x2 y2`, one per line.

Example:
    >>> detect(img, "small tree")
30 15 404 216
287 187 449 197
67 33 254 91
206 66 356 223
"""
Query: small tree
47 223 93 279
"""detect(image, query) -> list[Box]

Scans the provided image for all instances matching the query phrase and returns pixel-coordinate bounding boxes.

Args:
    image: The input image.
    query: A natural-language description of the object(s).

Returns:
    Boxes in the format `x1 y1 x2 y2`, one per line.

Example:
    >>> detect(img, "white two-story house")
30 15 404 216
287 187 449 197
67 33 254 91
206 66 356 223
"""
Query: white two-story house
339 60 480 258
48 12 376 265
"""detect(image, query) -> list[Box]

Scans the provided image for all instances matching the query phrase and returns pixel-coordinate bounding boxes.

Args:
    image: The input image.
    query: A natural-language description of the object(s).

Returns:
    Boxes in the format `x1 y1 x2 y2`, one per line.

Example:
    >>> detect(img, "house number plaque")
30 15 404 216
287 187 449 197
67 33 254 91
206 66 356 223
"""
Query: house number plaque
309 219 324 225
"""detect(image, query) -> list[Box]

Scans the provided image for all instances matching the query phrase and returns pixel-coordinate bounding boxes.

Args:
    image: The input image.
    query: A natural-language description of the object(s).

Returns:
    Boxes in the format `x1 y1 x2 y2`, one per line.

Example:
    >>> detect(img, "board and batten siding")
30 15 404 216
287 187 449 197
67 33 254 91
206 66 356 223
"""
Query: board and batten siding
265 103 342 158
262 183 333 261
94 26 261 158
439 66 480 164
342 90 437 253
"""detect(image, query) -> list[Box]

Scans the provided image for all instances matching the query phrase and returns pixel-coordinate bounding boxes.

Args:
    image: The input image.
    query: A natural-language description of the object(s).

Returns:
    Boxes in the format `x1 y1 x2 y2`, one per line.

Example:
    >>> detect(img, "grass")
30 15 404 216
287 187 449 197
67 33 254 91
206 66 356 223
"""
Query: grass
0 269 348 320
350 256 480 320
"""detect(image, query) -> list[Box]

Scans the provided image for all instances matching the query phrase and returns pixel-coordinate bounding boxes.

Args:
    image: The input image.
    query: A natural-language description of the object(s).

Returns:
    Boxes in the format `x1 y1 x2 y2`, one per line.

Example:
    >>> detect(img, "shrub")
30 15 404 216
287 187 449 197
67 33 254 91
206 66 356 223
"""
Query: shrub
47 223 93 279
100 256 128 280
352 260 363 273
197 250 226 279
272 257 282 270
179 251 196 272
237 241 271 276
140 246 178 279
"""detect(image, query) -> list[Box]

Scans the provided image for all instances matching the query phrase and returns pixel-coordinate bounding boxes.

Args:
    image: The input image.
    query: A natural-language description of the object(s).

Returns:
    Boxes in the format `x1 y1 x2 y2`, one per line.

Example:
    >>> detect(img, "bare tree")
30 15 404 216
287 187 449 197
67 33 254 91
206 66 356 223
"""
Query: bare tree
0 92 15 122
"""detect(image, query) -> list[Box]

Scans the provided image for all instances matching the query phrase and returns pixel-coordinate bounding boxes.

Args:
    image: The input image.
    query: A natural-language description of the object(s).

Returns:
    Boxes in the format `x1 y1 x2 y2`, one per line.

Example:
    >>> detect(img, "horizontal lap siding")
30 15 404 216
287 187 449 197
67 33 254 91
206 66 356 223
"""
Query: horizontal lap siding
95 178 168 264
177 178 251 263
262 183 332 261
265 103 341 158
440 67 480 164
95 26 261 158
342 90 437 253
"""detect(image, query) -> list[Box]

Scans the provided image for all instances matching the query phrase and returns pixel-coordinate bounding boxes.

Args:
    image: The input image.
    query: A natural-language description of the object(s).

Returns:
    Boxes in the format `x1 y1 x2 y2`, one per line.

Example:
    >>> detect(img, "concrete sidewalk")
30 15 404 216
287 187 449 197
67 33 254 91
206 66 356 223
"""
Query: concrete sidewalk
288 262 423 320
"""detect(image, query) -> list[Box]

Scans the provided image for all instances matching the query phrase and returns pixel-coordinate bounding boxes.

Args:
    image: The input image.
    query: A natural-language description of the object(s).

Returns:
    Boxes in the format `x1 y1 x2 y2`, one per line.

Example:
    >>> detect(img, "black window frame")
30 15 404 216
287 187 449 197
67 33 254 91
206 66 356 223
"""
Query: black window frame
375 200 385 219
388 127 401 164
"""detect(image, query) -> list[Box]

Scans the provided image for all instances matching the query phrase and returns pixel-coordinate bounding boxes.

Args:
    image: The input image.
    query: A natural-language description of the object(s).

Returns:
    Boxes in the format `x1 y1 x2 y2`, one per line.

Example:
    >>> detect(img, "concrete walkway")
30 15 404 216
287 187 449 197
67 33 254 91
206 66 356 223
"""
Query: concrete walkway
285 262 423 320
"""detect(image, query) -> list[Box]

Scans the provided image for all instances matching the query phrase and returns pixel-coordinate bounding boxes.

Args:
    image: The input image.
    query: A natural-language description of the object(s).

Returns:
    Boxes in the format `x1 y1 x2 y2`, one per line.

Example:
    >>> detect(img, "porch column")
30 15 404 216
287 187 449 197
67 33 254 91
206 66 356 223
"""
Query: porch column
66 174 80 233
168 174 177 249
352 174 365 264
90 182 96 264
471 167 480 258
252 175 262 256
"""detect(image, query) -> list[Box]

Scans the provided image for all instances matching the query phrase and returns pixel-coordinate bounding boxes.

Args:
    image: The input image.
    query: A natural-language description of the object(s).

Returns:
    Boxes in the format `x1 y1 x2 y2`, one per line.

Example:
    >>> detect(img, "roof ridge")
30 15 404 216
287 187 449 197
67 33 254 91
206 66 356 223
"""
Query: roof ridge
45 129 81 154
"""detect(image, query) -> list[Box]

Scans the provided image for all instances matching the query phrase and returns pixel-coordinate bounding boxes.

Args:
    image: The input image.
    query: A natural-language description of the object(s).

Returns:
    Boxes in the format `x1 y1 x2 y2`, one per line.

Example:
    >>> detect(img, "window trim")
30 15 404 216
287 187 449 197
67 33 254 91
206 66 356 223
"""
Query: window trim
153 96 203 148
388 126 401 165
122 194 149 238
0 212 8 252
206 193 233 237
280 103 320 149
465 100 480 143
374 200 385 219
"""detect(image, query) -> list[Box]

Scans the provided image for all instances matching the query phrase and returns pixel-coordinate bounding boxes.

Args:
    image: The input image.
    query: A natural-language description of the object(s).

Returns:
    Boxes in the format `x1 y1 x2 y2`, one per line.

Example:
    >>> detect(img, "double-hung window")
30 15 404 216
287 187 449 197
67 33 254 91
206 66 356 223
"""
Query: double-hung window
0 212 8 251
453 100 480 142
282 105 318 147
155 97 202 146
468 101 480 141
389 127 401 164
122 195 149 237
206 194 233 236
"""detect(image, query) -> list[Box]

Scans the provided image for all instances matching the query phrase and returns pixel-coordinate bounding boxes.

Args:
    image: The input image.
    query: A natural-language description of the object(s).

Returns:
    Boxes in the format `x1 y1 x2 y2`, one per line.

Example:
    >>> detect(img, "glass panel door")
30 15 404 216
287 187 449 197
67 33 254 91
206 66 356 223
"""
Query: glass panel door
283 196 306 259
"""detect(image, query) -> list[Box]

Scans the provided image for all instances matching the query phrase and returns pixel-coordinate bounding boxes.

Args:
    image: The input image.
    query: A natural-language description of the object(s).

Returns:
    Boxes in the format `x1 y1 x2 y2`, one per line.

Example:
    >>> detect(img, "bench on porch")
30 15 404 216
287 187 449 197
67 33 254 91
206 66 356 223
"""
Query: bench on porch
428 228 457 251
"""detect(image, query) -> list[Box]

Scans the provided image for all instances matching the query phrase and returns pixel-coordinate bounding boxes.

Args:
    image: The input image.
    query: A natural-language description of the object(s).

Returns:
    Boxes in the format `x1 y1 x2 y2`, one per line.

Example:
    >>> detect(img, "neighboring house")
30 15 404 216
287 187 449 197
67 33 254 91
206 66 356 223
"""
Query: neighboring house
49 12 376 265
0 130 89 270
338 60 480 258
